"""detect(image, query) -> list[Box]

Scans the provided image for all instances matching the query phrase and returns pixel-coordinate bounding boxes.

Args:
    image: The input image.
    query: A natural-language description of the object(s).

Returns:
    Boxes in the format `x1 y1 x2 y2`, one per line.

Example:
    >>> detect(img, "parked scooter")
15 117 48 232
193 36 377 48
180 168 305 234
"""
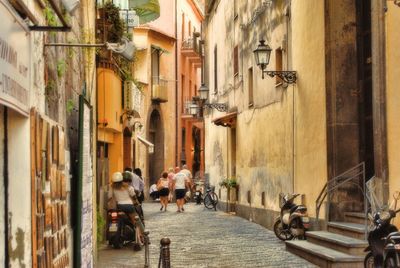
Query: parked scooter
364 191 400 268
106 209 144 251
273 193 310 241
194 181 204 205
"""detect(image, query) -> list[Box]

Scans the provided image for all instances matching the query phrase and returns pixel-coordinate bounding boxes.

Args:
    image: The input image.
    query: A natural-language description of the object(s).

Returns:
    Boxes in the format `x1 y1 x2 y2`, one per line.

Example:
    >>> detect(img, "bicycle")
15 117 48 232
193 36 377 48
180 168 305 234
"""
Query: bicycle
203 186 218 211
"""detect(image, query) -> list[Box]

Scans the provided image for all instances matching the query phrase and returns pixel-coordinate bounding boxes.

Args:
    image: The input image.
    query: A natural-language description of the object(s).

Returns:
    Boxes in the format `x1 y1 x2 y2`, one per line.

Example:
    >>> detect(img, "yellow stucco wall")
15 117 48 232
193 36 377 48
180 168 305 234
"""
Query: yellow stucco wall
133 27 176 186
97 68 122 132
386 4 400 227
97 68 123 179
204 0 328 220
291 0 327 218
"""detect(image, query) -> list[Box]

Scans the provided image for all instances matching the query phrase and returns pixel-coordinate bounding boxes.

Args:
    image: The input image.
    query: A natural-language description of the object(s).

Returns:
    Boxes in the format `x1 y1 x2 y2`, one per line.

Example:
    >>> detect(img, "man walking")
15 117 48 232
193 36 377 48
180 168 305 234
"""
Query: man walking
172 169 189 212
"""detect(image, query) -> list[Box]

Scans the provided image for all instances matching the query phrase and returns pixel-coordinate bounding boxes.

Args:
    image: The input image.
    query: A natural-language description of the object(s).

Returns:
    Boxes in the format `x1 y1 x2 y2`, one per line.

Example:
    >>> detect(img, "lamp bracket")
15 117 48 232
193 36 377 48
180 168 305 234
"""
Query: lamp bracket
203 103 228 112
265 71 297 84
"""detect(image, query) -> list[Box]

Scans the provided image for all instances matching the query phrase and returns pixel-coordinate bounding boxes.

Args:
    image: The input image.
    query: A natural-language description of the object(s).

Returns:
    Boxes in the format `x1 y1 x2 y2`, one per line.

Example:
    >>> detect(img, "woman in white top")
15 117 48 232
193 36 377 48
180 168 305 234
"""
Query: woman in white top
108 172 138 224
157 171 171 211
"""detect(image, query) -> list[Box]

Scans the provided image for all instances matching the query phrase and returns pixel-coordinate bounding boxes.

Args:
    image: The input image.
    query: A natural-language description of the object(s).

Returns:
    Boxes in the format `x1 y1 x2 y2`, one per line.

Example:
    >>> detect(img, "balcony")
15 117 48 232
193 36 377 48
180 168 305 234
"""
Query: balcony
181 37 201 61
152 77 168 102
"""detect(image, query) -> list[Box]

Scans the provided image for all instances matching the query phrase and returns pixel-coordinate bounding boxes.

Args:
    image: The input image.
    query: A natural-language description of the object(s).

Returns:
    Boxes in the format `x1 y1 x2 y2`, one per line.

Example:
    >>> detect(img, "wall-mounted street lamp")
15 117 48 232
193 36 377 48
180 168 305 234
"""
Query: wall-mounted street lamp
253 39 297 84
189 84 227 116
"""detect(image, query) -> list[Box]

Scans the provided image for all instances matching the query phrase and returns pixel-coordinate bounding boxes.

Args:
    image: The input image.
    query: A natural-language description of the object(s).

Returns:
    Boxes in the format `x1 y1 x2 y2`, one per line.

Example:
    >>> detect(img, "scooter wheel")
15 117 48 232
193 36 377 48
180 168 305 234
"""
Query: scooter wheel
273 219 293 241
364 252 374 268
384 254 397 268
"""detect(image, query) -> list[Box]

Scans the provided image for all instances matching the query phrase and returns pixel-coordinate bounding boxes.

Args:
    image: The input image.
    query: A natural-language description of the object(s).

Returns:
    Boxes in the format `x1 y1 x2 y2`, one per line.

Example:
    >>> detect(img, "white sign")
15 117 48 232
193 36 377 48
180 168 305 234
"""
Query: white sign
81 100 93 268
119 10 139 28
0 1 30 116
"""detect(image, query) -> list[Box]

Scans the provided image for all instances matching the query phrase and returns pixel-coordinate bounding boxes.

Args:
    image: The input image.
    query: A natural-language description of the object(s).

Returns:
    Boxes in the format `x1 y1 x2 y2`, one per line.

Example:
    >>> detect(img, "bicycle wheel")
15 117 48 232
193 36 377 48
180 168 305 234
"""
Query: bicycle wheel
204 192 218 209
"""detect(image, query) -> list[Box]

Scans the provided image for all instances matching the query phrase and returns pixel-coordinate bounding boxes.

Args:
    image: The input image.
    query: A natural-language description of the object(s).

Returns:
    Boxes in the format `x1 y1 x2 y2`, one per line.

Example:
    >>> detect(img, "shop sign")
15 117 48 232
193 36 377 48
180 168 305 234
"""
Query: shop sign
0 1 30 116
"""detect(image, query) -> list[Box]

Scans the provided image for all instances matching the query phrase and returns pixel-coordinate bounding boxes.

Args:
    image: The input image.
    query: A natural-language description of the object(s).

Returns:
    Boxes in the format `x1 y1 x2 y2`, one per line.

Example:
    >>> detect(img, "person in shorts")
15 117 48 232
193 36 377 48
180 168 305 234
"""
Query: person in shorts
173 170 189 212
157 171 170 211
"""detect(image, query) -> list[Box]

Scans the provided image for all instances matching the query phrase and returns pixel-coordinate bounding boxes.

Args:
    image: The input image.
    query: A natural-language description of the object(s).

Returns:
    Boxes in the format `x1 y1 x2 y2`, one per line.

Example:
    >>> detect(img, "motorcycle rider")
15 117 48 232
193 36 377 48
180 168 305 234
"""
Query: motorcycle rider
108 172 143 239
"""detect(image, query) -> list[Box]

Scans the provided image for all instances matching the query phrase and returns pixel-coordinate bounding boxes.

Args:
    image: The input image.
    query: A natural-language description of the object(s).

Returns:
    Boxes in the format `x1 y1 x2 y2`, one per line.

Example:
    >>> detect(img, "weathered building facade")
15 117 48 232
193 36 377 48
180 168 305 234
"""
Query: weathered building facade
203 0 400 230
176 0 204 177
1 0 97 267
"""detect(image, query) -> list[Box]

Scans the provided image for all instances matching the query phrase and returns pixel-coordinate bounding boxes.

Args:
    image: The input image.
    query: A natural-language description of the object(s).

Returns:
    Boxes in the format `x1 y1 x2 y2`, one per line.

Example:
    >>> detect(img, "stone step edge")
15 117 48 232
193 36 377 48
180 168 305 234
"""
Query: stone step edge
286 240 364 262
328 221 367 234
344 212 367 219
306 231 367 248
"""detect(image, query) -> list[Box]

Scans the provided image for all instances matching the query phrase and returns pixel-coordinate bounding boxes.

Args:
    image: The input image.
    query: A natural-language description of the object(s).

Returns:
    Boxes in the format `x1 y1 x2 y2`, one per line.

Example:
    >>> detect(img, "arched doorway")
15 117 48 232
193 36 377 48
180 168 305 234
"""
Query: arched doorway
148 109 164 185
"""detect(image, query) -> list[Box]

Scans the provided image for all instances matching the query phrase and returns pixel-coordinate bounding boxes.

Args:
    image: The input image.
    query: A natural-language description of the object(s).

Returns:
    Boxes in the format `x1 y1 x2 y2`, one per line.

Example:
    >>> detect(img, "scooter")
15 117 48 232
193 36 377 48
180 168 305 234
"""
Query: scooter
106 209 144 251
194 181 204 205
273 193 310 241
364 191 400 268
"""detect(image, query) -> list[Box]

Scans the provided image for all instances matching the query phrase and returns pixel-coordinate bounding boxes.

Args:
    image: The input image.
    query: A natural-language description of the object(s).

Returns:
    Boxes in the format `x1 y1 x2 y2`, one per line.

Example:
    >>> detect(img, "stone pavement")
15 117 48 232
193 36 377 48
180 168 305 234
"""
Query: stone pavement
97 202 316 268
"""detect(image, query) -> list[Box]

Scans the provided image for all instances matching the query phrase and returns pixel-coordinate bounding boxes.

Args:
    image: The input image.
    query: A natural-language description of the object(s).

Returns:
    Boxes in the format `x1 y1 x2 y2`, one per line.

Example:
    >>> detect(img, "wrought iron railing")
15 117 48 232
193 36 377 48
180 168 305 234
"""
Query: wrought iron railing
315 162 368 239
181 37 200 54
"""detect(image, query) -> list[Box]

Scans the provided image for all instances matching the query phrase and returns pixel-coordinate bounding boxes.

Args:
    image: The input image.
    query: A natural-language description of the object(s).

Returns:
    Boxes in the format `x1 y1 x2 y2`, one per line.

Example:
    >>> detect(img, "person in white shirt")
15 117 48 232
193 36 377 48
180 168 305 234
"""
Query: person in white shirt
181 164 193 191
124 167 145 199
173 170 189 212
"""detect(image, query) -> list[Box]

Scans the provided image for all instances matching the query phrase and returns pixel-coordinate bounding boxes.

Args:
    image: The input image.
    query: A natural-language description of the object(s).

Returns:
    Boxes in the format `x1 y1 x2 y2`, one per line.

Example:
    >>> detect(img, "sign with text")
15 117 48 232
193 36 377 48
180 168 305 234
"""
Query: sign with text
0 1 30 116
119 10 139 28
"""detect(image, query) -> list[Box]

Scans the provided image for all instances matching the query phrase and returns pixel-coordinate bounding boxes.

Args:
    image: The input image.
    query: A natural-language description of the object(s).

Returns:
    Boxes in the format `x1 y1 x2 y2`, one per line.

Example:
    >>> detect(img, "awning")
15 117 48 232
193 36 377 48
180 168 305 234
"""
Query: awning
129 0 160 24
212 112 237 128
137 135 154 153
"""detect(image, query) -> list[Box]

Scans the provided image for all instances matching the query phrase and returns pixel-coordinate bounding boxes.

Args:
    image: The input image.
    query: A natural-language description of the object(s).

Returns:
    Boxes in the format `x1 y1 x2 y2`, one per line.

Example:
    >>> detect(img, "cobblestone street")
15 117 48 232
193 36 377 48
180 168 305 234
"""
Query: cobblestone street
97 202 316 268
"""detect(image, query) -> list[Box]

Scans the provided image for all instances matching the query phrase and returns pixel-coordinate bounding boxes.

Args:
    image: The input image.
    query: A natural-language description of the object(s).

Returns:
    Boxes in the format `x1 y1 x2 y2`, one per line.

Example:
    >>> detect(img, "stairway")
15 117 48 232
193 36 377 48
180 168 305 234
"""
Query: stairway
286 212 368 268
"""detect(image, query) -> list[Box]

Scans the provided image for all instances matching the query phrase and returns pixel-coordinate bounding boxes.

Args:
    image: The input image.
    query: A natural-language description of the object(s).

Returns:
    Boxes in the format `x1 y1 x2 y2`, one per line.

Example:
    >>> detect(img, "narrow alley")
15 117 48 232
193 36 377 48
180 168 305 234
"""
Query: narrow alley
98 202 315 268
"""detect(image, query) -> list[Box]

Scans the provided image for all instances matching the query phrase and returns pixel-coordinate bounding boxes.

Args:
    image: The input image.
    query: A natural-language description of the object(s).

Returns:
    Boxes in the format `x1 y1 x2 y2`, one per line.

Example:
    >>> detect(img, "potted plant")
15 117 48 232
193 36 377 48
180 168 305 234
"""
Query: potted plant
219 177 238 212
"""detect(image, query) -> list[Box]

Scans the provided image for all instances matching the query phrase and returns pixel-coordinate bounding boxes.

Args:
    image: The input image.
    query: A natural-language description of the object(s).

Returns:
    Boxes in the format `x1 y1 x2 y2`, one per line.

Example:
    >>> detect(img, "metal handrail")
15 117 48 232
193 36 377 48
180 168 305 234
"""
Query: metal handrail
315 162 367 238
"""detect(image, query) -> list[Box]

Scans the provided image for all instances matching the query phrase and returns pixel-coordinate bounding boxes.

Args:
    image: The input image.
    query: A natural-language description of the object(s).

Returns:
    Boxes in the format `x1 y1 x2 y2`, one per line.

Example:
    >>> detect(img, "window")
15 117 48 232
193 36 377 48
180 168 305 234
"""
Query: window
151 48 160 84
214 45 218 93
275 48 283 85
233 45 239 76
248 67 253 106
182 13 185 38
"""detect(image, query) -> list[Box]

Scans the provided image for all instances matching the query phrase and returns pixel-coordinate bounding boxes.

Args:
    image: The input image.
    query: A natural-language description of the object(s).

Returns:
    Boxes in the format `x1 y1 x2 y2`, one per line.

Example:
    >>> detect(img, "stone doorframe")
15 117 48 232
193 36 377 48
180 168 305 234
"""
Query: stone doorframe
324 0 389 208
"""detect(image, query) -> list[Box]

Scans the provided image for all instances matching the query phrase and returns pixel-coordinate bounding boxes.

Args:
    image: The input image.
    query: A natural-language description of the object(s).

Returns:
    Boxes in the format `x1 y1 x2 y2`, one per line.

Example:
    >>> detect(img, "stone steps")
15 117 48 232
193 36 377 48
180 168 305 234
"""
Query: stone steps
286 240 364 268
344 212 368 225
286 220 368 268
306 231 367 256
328 222 367 240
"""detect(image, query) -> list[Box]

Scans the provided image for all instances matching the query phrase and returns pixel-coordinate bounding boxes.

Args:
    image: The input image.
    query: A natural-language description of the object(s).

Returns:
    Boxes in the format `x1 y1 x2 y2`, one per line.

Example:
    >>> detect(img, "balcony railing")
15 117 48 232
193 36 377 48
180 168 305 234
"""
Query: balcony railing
181 37 201 58
152 77 168 102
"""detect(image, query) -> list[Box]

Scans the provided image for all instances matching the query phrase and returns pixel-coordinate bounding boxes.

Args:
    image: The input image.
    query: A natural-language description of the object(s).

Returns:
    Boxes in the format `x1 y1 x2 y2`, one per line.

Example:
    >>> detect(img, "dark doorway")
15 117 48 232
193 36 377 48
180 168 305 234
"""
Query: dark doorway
356 0 374 180
149 109 164 185
192 127 201 178
123 127 132 169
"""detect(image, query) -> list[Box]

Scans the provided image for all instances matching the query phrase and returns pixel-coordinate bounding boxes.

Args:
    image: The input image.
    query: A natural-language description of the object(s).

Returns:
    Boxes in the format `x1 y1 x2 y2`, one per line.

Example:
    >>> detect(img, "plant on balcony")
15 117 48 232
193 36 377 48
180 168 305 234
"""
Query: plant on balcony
102 2 126 43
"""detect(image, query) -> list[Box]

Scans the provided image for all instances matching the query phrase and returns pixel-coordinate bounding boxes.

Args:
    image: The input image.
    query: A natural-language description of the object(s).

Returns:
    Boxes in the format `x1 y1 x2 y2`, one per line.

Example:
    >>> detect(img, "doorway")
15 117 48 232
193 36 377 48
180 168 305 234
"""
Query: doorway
123 127 132 169
148 109 164 185
192 126 201 178
325 0 374 220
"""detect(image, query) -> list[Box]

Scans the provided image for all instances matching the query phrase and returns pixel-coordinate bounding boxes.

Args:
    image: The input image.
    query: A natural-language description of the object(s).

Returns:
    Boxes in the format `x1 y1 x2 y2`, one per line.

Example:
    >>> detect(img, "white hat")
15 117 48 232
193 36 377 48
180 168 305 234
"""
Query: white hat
112 172 123 183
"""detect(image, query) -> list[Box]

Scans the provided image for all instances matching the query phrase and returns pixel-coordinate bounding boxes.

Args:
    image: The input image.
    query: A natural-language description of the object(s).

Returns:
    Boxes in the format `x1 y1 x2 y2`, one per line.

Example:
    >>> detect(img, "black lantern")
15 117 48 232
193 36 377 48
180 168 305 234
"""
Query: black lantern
253 39 272 77
253 39 297 84
198 83 209 101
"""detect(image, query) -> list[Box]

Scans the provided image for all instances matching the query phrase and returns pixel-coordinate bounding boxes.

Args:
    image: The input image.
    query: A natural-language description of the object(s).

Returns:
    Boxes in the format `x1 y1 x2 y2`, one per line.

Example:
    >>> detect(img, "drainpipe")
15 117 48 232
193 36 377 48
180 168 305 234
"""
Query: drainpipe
175 0 179 167
3 107 9 267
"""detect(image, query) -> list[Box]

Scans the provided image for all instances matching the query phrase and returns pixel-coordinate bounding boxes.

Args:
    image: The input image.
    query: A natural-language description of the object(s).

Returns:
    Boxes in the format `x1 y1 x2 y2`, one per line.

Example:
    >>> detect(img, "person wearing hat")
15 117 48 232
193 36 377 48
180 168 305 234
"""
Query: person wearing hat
108 172 139 226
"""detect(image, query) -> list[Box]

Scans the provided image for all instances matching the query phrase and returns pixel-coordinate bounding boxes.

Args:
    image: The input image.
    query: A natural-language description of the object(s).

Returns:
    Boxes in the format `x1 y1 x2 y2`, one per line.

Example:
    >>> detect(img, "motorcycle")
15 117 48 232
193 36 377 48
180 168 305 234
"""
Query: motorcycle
106 209 144 251
273 193 310 241
364 192 400 268
194 181 204 205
